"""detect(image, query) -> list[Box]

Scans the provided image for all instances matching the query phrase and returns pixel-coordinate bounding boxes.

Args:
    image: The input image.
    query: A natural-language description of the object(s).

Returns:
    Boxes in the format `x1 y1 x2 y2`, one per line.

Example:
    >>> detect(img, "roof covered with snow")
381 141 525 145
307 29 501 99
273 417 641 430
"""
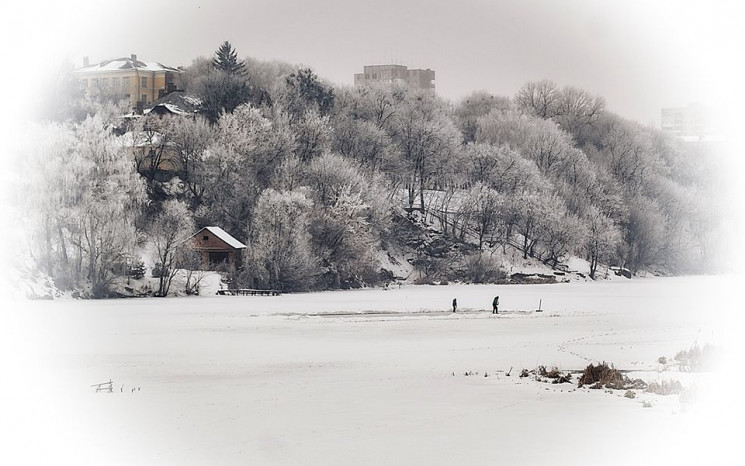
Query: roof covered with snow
74 56 182 74
198 226 247 249
144 91 203 116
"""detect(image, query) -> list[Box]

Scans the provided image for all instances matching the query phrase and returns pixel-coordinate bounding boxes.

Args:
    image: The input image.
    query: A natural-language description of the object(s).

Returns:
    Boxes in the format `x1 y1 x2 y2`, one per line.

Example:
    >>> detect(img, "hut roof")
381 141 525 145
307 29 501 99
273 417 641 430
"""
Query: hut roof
193 226 246 249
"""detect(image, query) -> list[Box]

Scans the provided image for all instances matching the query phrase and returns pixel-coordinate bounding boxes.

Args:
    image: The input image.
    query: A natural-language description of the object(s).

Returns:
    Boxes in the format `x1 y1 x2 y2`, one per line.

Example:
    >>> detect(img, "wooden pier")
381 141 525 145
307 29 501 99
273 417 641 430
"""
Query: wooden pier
217 289 282 296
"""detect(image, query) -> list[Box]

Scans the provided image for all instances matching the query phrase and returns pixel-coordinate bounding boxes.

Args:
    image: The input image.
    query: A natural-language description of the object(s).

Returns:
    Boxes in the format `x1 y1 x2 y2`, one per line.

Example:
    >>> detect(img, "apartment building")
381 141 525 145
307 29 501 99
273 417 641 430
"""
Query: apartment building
354 64 435 90
661 103 715 140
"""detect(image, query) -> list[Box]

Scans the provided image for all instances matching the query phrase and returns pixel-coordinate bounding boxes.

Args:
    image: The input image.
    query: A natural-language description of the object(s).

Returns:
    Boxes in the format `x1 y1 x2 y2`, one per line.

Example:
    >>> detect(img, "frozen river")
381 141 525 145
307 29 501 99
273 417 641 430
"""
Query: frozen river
3 275 742 465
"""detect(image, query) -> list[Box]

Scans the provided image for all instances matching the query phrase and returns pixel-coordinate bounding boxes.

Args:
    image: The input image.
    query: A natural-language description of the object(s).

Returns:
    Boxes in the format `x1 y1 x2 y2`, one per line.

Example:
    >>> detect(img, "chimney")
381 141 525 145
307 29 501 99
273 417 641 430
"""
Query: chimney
131 53 137 62
83 56 89 67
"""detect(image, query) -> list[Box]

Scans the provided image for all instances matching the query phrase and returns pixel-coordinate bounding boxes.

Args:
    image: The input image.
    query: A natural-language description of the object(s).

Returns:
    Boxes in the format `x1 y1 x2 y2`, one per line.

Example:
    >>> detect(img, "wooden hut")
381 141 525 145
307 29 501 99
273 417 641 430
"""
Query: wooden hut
189 226 246 269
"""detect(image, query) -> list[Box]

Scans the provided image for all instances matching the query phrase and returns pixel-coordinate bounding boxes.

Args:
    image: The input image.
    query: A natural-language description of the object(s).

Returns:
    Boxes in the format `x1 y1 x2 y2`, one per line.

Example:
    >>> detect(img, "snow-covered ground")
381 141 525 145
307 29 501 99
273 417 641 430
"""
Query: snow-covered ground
2 275 743 465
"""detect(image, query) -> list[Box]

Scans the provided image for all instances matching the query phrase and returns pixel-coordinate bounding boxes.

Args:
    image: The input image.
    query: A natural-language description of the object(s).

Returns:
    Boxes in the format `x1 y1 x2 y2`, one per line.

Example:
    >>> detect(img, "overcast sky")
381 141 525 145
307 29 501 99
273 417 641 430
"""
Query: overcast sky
4 0 743 127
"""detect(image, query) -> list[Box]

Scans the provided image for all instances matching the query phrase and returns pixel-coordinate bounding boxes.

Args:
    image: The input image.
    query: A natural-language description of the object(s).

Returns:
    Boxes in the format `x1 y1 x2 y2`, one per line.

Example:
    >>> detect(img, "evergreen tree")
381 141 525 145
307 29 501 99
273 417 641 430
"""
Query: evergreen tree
212 41 246 75
284 68 335 118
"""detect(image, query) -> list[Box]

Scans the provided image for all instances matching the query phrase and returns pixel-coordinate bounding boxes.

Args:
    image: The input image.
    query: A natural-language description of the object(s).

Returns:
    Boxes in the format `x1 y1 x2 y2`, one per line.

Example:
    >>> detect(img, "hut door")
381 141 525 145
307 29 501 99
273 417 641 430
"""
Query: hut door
209 252 229 265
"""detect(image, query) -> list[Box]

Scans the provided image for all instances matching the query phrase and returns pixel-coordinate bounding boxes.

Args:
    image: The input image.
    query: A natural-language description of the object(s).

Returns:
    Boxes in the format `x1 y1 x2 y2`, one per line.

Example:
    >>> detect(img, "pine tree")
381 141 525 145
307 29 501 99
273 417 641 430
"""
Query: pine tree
212 41 246 75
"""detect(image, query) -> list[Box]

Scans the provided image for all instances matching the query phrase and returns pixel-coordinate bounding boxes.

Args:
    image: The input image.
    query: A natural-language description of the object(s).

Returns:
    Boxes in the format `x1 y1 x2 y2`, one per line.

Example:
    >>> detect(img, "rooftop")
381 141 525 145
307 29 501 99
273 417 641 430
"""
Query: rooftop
197 226 247 250
144 91 203 116
75 55 181 74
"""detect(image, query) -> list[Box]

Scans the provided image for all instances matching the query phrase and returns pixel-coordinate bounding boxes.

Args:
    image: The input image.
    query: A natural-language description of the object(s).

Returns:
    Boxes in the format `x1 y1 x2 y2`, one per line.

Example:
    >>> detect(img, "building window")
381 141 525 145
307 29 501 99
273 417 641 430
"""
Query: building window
113 77 120 87
101 78 109 88
141 94 147 103
372 73 377 79
141 76 147 88
91 78 99 88
122 76 131 87
202 236 209 241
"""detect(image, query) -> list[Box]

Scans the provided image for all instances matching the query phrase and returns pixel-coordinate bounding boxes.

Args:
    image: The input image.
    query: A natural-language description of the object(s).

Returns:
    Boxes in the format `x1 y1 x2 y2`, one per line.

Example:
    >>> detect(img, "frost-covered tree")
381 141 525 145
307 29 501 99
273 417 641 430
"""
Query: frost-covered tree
453 90 511 144
293 110 332 162
191 71 253 124
169 115 213 207
476 109 575 178
248 189 318 291
22 115 146 296
71 116 146 296
538 206 586 268
512 193 551 260
515 80 562 119
390 89 462 212
199 104 293 236
129 113 173 186
148 200 195 297
622 196 666 273
303 153 390 287
180 56 213 92
331 116 393 172
462 183 505 251
585 206 622 279
36 60 91 123
464 143 547 195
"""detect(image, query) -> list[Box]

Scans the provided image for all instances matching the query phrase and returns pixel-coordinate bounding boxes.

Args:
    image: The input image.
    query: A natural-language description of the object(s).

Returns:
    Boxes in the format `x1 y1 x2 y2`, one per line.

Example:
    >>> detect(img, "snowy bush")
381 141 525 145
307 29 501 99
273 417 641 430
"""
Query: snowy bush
646 380 684 395
674 344 716 372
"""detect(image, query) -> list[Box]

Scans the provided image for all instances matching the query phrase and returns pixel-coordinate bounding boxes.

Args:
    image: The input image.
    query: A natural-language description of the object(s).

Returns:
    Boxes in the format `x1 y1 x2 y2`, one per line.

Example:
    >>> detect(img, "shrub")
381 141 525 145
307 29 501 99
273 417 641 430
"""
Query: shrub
529 366 572 383
151 262 168 278
646 380 684 395
675 344 716 372
110 256 145 280
463 254 507 284
578 362 646 390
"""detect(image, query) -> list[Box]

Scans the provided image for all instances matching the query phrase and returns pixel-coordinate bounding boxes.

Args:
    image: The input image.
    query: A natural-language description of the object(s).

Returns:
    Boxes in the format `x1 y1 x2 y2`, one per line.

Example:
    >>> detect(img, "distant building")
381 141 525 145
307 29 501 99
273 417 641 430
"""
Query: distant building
74 54 183 113
354 64 435 90
661 103 717 141
144 90 203 117
189 226 246 270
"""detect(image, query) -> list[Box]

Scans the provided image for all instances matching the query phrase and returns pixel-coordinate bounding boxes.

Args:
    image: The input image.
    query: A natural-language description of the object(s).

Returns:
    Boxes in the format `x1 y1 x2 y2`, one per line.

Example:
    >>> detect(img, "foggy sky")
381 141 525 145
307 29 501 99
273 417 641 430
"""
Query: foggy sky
6 0 744 127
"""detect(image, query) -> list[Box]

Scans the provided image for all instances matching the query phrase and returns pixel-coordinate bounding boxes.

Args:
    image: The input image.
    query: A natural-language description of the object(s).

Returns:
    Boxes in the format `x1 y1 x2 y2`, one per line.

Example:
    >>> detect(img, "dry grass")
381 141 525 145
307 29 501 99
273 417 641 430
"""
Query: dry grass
578 362 647 390
522 366 573 384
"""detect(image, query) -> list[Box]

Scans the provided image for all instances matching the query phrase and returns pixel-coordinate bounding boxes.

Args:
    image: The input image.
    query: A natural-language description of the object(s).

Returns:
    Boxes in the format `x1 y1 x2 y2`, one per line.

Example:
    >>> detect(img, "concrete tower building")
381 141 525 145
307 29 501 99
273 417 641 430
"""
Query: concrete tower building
354 64 435 90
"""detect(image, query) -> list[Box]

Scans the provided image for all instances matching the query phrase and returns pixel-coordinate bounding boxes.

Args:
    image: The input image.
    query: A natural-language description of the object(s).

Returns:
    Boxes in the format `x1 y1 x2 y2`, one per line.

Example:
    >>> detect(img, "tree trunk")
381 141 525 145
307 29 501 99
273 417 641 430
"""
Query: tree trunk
419 175 425 213
589 254 597 279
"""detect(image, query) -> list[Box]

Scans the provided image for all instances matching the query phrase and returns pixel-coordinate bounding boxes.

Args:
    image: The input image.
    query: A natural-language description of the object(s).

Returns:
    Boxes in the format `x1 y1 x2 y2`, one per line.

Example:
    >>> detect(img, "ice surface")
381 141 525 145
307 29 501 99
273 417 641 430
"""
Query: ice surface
2 276 742 465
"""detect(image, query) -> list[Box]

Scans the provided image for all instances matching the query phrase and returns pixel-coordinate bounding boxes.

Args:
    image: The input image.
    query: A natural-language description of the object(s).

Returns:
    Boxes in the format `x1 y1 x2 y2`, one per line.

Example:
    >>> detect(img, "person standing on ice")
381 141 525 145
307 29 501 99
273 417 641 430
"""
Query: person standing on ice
492 296 499 314
452 298 457 313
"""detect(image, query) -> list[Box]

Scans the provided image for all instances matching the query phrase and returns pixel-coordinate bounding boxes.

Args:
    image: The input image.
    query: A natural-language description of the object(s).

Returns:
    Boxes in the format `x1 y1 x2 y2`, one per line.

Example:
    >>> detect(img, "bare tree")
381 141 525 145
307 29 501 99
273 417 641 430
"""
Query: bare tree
391 89 462 212
170 115 213 206
585 206 621 279
149 200 196 297
515 80 561 119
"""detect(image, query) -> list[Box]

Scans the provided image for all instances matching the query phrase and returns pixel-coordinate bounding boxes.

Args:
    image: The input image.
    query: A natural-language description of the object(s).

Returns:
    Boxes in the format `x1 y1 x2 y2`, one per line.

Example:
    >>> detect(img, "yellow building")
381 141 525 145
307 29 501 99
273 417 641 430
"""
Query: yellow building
75 54 183 112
